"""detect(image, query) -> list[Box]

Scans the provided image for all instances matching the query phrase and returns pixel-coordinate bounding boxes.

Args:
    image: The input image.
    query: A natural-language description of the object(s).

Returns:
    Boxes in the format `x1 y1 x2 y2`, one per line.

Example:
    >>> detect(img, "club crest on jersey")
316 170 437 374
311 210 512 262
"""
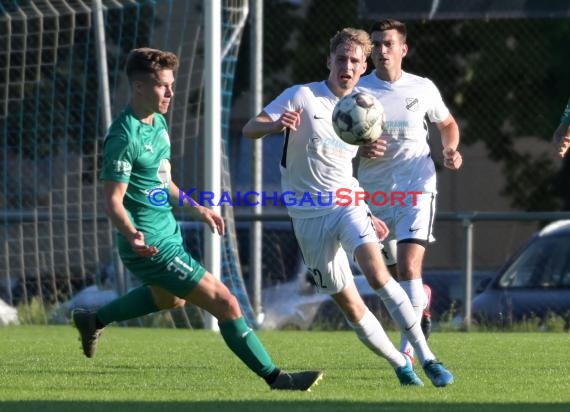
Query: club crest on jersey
405 98 419 112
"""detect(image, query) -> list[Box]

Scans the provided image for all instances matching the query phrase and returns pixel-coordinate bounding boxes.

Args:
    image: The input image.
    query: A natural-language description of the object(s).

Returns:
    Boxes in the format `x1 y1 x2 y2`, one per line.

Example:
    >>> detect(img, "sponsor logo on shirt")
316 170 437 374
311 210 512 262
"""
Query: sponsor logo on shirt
112 160 132 175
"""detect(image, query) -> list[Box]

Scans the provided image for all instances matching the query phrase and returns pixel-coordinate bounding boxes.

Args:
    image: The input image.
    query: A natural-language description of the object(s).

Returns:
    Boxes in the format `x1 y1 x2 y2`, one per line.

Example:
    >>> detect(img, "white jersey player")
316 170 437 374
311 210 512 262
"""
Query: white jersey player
243 27 454 387
263 80 361 219
357 71 448 246
356 19 462 364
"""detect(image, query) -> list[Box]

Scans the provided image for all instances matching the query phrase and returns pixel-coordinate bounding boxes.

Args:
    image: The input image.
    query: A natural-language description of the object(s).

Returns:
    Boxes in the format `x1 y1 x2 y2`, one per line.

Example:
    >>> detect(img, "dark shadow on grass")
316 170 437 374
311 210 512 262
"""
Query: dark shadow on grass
1 402 569 412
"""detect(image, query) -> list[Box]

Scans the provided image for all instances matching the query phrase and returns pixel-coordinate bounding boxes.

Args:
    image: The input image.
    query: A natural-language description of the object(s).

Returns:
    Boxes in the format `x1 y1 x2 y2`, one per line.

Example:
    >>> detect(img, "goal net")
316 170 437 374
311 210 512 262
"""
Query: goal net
0 0 253 325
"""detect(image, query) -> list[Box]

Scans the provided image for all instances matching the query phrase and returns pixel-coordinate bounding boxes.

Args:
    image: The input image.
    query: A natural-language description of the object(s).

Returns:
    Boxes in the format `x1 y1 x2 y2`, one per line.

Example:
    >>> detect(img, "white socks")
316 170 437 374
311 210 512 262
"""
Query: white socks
347 308 406 369
399 279 426 358
376 278 435 365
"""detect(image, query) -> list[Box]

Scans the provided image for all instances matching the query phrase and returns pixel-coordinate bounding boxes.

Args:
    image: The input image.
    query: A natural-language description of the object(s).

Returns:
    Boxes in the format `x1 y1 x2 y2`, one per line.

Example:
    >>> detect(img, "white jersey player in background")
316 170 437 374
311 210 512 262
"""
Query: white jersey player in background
357 19 463 365
242 27 453 387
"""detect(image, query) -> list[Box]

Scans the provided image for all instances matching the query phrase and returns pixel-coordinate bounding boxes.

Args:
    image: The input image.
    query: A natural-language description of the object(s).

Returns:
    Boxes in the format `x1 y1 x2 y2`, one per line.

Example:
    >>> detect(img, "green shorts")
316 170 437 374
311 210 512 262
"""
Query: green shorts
120 240 207 298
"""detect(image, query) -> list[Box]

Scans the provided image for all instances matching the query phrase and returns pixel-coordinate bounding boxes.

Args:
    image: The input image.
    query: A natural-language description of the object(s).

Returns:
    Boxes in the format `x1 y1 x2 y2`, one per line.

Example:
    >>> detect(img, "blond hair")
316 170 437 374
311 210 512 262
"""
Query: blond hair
329 27 372 58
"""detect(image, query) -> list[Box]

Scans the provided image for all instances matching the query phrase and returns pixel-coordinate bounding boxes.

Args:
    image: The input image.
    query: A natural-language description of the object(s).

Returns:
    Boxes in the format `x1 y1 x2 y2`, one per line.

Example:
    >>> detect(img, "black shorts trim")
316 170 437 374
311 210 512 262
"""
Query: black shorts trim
397 238 428 248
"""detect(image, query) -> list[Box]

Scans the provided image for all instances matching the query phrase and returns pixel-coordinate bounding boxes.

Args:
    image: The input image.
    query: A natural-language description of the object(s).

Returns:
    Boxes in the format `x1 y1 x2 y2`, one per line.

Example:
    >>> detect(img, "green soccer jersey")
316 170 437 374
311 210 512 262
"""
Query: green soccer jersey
100 106 180 255
561 98 570 125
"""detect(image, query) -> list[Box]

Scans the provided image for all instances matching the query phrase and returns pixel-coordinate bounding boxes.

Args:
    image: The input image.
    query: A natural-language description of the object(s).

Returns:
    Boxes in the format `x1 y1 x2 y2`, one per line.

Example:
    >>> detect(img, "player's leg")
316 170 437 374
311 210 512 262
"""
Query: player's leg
150 285 187 309
72 285 182 358
392 192 437 361
376 209 430 348
345 204 452 387
331 284 423 386
294 211 422 386
72 244 195 358
185 270 322 391
72 285 163 358
382 238 430 353
381 238 399 278
396 241 427 361
183 270 274 376
355 242 453 386
421 283 433 340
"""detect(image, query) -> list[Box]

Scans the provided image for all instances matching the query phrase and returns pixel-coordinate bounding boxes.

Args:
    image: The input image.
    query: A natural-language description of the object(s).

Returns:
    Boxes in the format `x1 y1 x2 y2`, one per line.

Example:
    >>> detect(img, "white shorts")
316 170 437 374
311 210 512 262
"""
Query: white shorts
292 203 382 295
370 192 436 266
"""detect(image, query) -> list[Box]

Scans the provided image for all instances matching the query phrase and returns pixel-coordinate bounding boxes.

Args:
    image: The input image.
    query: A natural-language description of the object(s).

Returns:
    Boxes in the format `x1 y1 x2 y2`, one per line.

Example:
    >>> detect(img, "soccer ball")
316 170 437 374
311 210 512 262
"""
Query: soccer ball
332 92 385 145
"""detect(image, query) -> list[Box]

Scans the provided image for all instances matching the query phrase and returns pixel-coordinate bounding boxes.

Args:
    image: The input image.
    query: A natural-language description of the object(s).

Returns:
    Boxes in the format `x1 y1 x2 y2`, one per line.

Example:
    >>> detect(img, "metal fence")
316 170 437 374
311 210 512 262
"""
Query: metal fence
230 211 570 330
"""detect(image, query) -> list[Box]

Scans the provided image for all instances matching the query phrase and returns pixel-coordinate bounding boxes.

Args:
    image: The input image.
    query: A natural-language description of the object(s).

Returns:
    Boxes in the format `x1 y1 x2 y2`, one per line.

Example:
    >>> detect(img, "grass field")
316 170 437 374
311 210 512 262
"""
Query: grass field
0 326 568 412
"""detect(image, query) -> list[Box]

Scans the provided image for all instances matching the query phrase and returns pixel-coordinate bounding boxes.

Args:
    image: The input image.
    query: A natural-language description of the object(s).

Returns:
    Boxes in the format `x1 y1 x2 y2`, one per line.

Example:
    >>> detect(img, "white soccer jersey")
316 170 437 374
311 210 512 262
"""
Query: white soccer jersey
356 71 450 195
263 81 360 218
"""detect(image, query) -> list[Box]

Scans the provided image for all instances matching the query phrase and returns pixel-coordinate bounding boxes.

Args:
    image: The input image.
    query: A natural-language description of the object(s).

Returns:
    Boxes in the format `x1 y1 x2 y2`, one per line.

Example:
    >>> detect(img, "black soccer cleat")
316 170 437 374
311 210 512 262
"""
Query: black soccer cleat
72 308 103 358
270 370 323 391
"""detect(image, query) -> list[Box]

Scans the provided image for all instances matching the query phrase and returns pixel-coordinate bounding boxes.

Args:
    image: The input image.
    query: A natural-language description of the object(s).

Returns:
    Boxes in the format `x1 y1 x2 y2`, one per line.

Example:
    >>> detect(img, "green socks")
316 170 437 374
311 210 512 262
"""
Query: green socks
95 294 277 381
219 317 277 379
96 286 160 326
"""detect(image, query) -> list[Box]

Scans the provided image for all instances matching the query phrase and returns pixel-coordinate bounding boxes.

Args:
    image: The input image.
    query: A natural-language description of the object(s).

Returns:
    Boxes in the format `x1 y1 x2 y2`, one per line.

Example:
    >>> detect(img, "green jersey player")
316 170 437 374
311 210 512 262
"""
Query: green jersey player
72 47 322 391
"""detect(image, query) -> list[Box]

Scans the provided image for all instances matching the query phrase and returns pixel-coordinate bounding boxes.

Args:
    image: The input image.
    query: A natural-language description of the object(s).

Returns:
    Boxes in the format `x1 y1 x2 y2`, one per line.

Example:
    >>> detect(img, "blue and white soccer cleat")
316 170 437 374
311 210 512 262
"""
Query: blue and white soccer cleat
395 356 424 386
422 359 454 387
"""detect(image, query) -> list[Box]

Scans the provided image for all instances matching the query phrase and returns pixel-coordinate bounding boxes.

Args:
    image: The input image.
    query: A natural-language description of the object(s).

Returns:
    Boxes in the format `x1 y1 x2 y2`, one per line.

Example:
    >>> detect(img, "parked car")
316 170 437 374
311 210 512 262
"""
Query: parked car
471 220 570 329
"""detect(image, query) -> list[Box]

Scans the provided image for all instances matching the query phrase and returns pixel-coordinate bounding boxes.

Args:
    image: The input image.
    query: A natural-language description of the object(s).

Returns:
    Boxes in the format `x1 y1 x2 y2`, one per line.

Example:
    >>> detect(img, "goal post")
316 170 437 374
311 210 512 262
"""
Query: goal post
0 0 254 327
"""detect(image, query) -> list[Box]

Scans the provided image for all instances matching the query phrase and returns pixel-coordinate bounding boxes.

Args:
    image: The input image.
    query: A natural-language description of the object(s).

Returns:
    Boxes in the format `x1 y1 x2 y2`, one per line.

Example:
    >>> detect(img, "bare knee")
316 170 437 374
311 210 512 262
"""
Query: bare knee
397 243 425 280
396 264 422 281
202 291 241 322
217 293 241 321
184 274 242 321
